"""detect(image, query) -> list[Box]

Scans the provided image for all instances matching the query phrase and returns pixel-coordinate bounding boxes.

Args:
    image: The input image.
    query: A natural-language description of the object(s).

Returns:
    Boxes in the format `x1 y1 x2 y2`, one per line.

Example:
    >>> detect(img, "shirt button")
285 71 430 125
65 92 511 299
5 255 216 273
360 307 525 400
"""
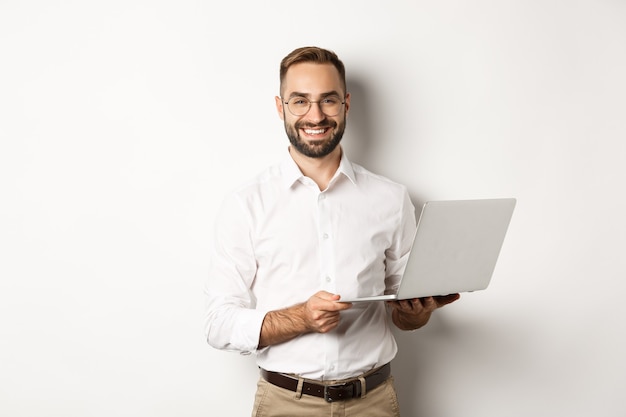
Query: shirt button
325 276 332 283
319 194 326 200
322 233 329 239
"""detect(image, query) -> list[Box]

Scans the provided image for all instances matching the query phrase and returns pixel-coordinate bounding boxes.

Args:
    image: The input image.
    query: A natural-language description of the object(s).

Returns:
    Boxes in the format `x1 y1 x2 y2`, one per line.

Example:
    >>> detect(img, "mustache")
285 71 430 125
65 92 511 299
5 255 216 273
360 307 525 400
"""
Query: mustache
295 120 336 130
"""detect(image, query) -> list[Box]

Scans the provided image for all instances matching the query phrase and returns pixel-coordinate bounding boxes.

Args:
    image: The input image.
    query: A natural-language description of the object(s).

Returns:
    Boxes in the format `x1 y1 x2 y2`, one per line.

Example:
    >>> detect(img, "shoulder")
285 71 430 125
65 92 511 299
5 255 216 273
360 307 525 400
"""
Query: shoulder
351 162 409 196
222 162 285 212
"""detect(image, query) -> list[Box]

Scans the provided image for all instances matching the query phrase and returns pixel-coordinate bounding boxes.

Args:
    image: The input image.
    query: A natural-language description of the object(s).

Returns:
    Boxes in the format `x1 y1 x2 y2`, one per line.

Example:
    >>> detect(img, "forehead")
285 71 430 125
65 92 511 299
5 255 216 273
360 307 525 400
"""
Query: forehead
282 62 344 97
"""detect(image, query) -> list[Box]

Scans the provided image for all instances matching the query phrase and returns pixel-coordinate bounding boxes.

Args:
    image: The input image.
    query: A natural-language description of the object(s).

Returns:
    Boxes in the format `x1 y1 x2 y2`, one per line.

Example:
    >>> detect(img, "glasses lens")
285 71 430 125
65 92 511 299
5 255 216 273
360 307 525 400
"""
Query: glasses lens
319 96 342 116
287 97 310 116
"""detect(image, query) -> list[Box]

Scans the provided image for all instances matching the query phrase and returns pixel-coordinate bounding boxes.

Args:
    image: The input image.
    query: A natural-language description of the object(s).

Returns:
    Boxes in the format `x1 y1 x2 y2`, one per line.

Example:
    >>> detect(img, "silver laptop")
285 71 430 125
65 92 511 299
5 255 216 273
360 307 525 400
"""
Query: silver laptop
341 198 516 302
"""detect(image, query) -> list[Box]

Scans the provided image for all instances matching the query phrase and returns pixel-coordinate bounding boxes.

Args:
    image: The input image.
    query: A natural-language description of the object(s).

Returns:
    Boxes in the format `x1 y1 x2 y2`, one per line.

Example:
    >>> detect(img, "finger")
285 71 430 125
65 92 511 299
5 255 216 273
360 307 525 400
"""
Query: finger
387 300 411 311
326 299 353 312
434 293 461 307
419 297 437 310
392 299 417 312
332 300 353 310
319 318 340 333
311 295 352 312
315 291 341 301
315 311 343 332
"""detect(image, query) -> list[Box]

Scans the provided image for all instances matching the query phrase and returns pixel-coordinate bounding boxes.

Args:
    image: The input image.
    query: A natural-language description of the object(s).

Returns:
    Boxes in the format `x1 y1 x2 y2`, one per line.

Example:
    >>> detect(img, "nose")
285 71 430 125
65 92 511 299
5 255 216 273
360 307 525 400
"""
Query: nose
305 101 326 123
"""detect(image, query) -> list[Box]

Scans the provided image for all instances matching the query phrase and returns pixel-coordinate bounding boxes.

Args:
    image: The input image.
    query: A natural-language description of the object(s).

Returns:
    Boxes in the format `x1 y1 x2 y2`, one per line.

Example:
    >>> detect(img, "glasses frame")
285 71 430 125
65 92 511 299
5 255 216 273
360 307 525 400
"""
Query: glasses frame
282 95 346 117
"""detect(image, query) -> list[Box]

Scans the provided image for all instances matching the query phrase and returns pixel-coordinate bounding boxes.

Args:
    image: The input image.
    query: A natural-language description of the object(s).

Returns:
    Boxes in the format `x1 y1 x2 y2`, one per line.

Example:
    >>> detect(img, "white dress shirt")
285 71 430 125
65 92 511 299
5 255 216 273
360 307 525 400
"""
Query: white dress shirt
204 148 416 380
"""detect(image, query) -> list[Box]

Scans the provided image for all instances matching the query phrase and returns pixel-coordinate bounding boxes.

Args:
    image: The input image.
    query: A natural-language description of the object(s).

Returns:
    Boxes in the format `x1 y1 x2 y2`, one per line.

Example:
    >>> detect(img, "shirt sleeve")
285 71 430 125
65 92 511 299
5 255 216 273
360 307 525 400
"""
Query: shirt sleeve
384 187 417 293
203 192 267 354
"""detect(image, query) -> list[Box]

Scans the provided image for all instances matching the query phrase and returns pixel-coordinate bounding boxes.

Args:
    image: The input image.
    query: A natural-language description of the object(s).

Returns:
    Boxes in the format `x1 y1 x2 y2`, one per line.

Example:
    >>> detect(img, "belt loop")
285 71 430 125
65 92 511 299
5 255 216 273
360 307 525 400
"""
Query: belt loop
358 376 367 398
294 377 304 400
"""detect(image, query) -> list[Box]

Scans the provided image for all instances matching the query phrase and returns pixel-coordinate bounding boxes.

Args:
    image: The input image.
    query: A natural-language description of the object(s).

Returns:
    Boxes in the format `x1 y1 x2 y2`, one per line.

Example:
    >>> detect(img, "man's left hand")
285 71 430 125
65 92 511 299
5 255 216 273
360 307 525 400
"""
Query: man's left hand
387 294 460 331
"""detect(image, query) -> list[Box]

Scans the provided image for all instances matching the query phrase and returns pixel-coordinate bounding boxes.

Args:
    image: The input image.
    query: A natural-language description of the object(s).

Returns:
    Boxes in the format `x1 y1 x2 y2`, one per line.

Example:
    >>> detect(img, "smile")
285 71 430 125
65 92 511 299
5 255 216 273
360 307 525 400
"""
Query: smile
303 128 328 135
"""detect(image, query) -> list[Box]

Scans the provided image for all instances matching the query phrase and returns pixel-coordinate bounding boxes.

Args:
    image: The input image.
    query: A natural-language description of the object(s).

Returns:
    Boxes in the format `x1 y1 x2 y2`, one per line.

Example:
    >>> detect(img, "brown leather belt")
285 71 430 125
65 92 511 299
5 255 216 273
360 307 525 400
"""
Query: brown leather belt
260 363 391 403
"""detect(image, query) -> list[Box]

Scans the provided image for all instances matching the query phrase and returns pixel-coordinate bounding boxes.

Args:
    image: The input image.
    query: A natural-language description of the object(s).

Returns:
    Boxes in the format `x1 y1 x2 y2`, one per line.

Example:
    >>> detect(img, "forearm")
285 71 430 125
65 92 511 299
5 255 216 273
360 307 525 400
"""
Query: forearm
258 303 309 348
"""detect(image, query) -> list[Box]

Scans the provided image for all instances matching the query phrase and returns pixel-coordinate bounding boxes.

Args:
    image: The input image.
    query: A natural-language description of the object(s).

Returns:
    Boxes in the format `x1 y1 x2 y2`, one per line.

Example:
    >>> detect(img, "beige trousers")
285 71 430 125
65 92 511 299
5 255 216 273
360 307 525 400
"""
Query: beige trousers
251 375 401 417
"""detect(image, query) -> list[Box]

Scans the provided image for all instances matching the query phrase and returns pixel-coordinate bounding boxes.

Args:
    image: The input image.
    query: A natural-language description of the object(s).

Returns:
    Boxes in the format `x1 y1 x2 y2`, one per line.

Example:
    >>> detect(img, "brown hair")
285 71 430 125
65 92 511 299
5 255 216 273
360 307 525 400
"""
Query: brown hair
279 46 346 96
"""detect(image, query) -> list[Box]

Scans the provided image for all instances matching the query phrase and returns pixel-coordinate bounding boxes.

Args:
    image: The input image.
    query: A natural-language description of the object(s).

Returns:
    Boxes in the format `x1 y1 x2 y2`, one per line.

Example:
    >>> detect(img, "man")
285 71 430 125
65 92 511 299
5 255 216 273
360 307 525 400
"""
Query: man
204 46 460 416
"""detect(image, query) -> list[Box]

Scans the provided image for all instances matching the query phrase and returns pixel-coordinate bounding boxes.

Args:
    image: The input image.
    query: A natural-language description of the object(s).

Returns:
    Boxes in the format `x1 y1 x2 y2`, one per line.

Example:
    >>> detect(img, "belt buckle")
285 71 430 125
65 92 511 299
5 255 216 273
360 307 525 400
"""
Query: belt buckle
323 382 355 403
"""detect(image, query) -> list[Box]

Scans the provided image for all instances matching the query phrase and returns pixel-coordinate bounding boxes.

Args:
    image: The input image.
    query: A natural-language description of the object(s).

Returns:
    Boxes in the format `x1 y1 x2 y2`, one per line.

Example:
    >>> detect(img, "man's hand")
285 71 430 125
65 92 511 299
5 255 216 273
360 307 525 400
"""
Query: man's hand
258 291 352 348
301 291 353 333
387 294 460 331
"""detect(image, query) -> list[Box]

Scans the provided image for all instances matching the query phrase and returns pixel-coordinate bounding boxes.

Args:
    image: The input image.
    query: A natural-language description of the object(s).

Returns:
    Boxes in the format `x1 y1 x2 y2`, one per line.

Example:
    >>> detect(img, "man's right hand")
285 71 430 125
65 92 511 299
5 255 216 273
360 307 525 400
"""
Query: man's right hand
300 291 353 334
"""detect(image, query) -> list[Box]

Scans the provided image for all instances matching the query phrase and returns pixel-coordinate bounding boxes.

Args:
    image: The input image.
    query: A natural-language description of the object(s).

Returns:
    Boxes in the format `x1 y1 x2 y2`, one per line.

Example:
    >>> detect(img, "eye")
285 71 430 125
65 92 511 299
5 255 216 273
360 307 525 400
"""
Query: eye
321 96 340 105
291 97 308 106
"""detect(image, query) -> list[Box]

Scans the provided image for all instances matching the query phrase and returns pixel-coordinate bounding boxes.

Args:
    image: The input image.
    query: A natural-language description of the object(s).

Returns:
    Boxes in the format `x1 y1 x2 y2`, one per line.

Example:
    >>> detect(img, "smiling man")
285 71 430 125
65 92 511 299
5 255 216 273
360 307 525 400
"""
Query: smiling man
204 46 459 417
278 60 348 160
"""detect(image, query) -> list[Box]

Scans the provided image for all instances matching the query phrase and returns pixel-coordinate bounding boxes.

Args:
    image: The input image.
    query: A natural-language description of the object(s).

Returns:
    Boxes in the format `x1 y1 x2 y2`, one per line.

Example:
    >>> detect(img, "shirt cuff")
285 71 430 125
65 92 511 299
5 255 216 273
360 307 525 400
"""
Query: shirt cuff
232 308 268 354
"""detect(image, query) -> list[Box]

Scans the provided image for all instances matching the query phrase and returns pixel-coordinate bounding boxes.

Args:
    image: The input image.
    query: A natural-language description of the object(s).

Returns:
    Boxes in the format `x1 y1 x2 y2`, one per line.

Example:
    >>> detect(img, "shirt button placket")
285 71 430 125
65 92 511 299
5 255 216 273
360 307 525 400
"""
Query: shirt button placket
318 192 335 293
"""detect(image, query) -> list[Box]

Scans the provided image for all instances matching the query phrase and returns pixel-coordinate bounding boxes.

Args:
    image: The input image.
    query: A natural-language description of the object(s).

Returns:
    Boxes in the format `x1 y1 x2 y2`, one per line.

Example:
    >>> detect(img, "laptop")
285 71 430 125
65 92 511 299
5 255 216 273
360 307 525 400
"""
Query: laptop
340 198 516 302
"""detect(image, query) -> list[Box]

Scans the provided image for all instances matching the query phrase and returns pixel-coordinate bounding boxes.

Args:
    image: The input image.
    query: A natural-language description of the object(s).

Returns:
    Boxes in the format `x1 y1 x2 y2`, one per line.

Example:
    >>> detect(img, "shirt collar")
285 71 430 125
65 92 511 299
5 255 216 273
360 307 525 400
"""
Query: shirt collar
336 150 357 185
280 146 357 189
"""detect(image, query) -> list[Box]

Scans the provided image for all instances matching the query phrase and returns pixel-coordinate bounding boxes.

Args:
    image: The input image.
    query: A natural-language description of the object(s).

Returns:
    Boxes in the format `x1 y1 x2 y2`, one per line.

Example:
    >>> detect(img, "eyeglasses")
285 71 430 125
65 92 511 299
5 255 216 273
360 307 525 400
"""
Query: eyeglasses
283 95 345 117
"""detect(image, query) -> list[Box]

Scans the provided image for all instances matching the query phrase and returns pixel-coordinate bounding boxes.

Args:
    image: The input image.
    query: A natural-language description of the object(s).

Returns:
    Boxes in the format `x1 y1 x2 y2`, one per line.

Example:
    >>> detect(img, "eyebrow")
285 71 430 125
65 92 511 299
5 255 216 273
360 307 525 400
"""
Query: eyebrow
287 90 343 99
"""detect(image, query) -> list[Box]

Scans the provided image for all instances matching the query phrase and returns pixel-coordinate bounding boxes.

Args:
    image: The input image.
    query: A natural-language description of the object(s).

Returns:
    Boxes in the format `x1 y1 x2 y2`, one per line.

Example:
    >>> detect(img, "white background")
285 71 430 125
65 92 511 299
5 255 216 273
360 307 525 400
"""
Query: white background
1 1 625 416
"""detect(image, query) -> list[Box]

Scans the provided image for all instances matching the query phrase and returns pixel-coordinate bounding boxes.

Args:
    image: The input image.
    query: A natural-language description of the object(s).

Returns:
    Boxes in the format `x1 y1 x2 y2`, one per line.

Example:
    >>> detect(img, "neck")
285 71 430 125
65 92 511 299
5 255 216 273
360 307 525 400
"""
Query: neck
289 146 342 191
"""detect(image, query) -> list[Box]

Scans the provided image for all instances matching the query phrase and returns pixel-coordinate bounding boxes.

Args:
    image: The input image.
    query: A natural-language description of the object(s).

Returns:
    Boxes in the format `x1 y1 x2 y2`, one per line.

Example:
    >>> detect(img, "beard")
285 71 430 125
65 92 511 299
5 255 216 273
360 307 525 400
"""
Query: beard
284 114 347 158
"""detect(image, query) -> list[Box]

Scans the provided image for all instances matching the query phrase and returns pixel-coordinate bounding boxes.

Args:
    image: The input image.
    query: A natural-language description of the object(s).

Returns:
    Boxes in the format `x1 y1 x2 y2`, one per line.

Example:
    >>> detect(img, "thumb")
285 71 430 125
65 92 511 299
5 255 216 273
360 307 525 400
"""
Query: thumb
315 291 341 301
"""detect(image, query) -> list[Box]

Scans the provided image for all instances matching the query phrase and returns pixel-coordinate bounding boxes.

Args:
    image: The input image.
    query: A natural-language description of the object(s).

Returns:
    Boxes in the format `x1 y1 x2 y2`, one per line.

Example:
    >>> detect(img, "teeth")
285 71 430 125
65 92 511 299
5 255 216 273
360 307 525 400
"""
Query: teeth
304 129 325 134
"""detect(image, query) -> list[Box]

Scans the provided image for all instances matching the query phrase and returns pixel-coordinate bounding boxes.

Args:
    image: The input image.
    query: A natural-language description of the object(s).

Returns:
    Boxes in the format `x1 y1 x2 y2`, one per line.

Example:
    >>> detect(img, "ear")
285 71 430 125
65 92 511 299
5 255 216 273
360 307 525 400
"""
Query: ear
344 92 351 117
275 96 285 120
